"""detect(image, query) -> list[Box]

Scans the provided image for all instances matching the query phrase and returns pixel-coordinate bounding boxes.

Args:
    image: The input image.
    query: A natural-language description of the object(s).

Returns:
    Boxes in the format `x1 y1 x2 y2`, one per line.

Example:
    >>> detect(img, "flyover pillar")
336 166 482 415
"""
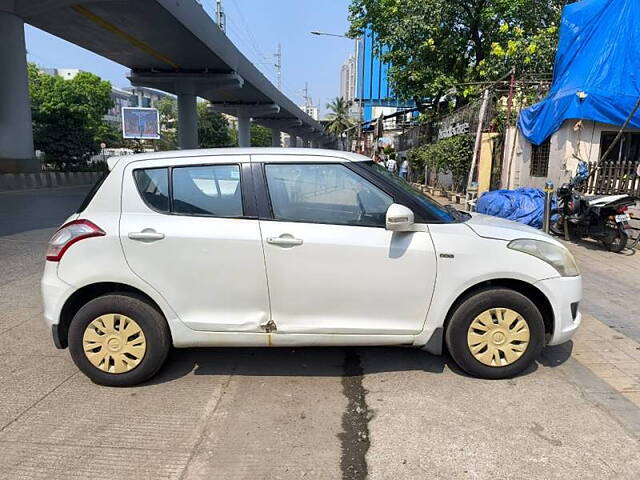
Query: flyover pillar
238 116 251 147
177 90 198 149
0 11 36 173
271 128 281 147
289 133 297 148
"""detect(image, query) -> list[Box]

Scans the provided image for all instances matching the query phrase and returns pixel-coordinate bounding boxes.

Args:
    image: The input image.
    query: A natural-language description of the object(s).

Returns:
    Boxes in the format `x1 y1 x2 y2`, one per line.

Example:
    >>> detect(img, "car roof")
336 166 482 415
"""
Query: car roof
107 148 370 170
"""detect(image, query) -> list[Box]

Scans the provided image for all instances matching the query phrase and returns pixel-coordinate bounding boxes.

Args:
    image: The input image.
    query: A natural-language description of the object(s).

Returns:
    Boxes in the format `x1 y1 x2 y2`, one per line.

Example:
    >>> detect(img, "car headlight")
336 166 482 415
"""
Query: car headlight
508 239 580 277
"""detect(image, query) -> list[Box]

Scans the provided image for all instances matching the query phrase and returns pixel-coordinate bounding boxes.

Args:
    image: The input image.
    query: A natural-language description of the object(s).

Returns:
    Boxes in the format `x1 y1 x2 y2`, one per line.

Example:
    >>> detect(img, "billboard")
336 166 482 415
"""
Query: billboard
122 107 160 140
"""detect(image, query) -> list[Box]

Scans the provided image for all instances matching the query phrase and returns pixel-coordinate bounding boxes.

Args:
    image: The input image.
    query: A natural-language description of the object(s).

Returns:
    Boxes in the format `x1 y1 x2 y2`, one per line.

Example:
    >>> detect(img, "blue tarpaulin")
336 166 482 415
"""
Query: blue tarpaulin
518 0 640 145
477 188 556 229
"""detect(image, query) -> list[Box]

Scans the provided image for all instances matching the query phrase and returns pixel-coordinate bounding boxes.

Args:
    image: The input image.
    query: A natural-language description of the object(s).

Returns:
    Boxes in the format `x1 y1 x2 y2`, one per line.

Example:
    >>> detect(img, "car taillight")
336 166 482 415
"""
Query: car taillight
46 220 105 262
618 206 629 213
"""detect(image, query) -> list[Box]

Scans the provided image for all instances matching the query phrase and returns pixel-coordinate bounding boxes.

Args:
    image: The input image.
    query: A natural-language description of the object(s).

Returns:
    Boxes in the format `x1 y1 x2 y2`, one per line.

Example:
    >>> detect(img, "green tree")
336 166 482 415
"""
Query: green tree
250 124 272 147
197 102 233 148
409 134 474 191
29 65 113 170
348 0 564 102
325 97 354 148
481 26 559 80
156 97 178 150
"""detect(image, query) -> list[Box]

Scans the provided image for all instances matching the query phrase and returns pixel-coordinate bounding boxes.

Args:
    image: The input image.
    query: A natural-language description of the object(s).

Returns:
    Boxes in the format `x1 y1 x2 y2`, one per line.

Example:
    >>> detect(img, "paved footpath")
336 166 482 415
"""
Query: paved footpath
0 187 639 479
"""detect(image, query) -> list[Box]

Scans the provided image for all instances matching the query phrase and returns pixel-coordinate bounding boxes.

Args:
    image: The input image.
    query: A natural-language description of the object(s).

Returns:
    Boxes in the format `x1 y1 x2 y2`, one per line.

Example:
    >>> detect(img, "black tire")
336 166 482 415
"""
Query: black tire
68 293 171 387
445 288 545 380
601 226 628 253
549 217 565 237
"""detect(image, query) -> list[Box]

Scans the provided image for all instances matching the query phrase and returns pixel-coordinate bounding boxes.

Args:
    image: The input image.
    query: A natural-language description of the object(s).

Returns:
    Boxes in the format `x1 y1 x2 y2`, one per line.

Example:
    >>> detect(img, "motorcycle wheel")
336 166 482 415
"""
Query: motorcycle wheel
601 226 628 253
550 217 565 237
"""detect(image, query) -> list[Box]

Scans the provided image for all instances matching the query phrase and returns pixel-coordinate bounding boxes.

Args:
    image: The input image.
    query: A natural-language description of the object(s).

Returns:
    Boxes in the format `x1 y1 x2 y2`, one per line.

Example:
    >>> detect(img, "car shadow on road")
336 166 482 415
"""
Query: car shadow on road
143 342 574 386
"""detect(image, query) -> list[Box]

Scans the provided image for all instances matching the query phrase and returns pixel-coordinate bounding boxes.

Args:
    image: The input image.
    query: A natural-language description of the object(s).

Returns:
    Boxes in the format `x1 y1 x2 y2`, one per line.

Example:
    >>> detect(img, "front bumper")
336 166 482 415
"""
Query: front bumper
535 275 583 346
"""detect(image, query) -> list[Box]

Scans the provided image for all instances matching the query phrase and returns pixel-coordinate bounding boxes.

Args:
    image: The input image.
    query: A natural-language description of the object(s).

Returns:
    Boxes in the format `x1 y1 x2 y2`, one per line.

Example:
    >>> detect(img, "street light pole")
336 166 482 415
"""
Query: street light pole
311 30 361 152
310 31 349 39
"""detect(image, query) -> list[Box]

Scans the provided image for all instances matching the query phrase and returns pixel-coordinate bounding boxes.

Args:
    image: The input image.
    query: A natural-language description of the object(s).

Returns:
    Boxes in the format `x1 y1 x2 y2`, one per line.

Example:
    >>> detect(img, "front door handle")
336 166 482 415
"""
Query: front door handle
128 229 165 242
266 235 304 247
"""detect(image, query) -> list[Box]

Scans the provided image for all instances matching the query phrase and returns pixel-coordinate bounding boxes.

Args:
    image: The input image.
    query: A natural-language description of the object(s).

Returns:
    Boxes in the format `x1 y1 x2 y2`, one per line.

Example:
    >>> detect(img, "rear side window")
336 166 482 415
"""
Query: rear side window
134 168 169 212
172 165 243 217
133 164 243 217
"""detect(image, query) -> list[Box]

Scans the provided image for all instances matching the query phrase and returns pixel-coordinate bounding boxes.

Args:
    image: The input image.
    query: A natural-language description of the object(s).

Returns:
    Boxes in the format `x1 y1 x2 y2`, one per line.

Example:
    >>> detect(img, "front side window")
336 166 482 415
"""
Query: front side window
265 163 393 227
360 161 456 223
134 168 169 212
172 165 243 217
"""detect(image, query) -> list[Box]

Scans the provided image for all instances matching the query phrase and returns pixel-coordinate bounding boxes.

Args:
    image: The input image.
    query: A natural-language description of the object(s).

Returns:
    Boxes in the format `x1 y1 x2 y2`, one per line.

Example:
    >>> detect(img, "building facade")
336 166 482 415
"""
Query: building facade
355 28 414 124
504 120 640 192
301 103 319 121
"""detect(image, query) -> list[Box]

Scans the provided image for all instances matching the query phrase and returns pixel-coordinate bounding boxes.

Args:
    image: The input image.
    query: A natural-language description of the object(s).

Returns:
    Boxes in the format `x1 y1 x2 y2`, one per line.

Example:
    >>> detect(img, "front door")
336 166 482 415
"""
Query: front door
120 158 270 332
258 161 437 335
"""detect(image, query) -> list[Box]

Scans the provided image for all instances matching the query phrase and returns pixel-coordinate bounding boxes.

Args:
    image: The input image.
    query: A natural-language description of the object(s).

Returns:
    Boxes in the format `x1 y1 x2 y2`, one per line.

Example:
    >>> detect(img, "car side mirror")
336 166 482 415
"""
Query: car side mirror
386 204 415 232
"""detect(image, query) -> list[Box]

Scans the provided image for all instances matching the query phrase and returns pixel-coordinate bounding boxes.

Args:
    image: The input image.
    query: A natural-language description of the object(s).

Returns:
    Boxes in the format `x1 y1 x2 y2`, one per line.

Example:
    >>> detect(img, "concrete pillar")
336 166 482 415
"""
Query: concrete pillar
0 11 36 173
271 128 281 147
177 91 198 149
238 116 251 147
289 133 297 148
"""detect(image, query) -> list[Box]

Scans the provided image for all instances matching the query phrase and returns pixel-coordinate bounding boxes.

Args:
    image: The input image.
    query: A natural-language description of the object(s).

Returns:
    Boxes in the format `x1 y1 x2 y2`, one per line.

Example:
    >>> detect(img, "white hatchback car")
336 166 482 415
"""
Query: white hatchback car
42 148 582 386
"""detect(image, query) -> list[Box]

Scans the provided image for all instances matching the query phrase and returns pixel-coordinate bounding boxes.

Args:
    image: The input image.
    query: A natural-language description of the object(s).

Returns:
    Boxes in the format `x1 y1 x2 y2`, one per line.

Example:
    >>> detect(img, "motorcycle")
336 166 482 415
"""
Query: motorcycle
551 164 636 253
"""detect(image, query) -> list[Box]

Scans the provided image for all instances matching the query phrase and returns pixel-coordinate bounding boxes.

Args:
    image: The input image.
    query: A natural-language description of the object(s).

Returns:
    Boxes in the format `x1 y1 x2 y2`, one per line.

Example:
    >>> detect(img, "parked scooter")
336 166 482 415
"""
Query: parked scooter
551 163 636 252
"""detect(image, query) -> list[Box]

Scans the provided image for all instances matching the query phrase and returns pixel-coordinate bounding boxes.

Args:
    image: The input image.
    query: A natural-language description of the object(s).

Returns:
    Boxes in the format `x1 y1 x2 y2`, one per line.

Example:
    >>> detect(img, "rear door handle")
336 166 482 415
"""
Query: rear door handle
128 229 165 242
266 236 304 247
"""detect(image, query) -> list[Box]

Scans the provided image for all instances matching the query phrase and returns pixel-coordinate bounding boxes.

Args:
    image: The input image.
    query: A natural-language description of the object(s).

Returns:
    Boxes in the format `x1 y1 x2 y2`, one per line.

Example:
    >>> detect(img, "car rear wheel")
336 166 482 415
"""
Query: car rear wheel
445 288 545 379
68 293 171 387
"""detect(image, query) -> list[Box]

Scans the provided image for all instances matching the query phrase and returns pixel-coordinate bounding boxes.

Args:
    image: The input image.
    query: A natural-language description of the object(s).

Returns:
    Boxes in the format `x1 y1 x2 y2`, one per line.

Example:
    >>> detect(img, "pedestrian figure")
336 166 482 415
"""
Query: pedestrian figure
399 158 409 180
386 156 397 174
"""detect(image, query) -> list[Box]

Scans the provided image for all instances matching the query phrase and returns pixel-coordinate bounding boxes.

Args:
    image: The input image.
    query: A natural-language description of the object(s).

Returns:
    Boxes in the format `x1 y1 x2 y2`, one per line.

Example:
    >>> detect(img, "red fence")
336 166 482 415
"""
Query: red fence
580 160 640 197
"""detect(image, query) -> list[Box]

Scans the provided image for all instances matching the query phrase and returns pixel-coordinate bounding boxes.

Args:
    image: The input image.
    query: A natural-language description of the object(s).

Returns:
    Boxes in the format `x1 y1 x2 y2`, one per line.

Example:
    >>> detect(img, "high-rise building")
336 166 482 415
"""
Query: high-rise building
340 54 356 104
301 103 319 121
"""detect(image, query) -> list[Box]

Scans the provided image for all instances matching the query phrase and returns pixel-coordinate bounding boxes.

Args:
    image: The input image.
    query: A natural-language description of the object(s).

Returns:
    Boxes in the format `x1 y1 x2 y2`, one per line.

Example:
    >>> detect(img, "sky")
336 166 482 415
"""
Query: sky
24 0 355 118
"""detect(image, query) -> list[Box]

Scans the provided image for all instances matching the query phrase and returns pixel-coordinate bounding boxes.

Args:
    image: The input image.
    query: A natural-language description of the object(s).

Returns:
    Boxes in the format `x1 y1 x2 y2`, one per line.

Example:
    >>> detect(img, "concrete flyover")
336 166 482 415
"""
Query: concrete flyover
0 0 336 172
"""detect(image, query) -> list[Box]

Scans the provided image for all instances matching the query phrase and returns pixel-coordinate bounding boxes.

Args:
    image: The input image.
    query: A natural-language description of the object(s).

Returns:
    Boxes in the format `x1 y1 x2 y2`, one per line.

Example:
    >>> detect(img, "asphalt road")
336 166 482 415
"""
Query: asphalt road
0 187 639 479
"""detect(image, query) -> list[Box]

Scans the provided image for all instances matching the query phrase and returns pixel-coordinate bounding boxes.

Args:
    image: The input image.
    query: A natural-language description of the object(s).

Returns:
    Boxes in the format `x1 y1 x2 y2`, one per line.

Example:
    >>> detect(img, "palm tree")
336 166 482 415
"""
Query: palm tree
325 97 355 149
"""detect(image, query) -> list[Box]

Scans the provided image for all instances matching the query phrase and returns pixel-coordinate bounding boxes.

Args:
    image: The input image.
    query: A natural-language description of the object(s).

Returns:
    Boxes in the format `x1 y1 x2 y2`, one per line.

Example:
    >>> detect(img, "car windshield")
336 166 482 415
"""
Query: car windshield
361 161 465 223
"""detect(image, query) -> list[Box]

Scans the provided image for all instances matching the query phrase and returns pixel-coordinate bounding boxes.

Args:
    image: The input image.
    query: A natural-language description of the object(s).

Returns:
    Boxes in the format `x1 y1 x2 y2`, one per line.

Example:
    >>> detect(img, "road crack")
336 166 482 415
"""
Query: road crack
339 349 371 480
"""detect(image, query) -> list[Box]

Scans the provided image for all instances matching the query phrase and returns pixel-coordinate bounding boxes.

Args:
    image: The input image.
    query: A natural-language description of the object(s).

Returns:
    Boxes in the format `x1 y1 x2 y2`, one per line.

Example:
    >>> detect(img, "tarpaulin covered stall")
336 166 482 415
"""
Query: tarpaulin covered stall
518 0 640 145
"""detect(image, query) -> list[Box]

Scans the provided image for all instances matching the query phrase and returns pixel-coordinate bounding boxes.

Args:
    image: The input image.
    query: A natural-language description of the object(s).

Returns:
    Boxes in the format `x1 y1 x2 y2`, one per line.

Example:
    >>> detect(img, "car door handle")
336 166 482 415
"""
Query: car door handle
128 230 165 242
266 236 304 247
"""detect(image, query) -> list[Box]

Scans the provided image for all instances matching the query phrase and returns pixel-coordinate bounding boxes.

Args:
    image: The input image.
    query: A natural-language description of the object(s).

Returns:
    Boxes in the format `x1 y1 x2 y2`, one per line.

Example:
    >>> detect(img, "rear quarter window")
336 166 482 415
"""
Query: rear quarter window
76 170 110 213
133 168 170 212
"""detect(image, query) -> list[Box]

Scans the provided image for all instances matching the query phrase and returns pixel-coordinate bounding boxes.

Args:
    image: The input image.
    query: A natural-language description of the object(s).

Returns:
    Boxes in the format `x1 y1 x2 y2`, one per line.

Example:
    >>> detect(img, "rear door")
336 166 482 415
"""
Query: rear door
119 156 271 332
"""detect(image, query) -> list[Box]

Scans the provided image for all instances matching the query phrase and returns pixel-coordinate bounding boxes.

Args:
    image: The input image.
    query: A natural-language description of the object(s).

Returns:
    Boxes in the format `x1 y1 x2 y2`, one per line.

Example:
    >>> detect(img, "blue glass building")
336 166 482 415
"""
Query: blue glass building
356 28 414 123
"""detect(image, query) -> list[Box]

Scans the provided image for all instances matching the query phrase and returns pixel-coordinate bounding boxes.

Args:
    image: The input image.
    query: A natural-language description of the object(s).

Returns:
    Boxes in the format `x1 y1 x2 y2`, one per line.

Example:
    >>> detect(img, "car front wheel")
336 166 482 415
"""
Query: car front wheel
445 288 545 379
68 293 171 387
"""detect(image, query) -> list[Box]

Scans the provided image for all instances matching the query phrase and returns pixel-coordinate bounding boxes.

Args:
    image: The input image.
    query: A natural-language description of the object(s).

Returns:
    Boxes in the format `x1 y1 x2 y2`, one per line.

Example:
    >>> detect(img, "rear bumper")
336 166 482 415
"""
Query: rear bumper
41 261 74 349
534 276 583 346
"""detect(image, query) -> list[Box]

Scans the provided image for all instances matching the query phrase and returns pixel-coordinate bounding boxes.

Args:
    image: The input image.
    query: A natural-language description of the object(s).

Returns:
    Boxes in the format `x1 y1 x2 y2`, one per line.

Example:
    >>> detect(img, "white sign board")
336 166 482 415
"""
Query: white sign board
122 107 160 140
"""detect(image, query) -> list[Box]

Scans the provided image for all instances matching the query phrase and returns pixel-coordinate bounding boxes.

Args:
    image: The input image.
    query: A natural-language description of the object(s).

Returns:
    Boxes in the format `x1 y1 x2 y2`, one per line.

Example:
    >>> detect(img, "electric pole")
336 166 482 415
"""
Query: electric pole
274 43 282 90
216 0 226 33
303 82 310 106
